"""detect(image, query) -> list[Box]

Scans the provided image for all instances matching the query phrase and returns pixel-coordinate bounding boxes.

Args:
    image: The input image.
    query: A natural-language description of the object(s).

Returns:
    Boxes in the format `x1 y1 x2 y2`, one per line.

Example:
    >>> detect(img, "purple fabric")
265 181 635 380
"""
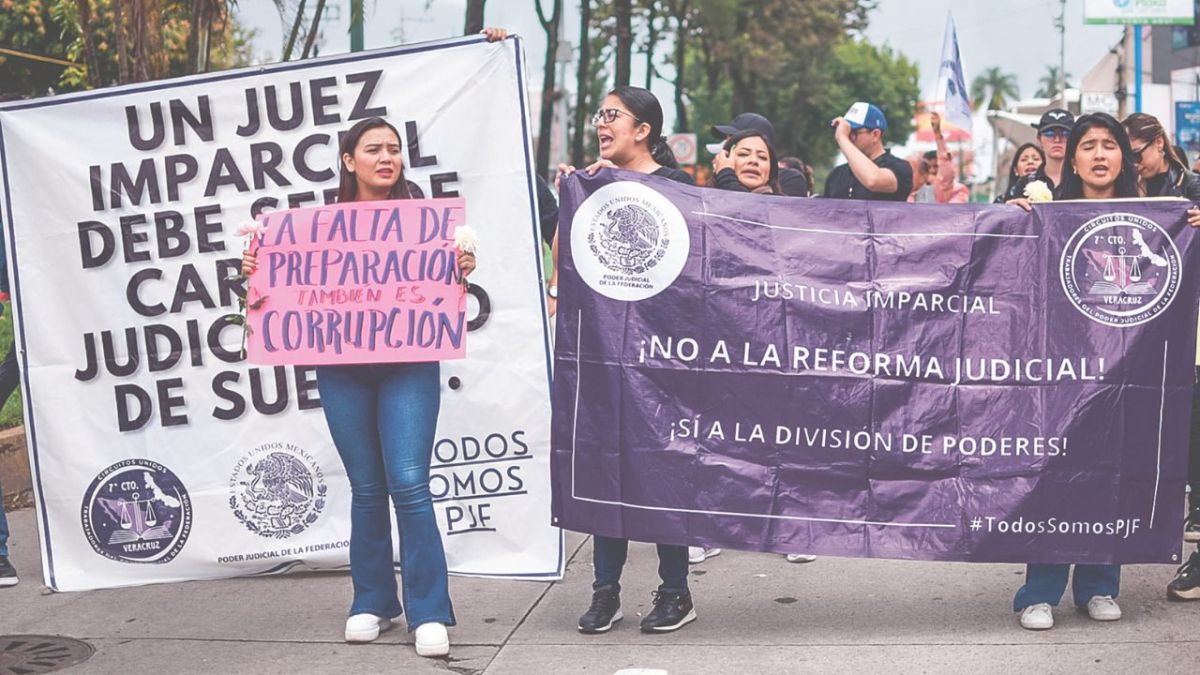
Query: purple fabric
551 169 1200 564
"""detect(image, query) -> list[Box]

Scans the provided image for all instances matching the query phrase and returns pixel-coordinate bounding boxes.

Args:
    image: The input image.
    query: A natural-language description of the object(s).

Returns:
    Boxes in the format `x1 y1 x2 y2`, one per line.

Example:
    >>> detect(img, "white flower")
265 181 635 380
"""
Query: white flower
1023 180 1053 203
454 225 480 254
235 222 267 241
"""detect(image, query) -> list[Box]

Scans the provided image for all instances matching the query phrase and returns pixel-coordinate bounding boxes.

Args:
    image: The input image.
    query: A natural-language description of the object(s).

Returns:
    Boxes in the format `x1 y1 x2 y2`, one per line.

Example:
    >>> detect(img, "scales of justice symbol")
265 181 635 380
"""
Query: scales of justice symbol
102 472 181 545
1085 229 1167 297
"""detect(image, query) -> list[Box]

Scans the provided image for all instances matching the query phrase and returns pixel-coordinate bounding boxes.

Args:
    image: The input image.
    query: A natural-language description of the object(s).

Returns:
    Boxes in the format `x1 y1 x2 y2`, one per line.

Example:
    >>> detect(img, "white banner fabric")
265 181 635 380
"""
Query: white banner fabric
0 35 562 592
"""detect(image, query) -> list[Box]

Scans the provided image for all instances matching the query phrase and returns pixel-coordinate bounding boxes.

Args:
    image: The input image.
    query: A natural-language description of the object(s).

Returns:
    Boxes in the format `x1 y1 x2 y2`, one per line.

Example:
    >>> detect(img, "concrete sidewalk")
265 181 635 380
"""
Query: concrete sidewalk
2 506 1199 674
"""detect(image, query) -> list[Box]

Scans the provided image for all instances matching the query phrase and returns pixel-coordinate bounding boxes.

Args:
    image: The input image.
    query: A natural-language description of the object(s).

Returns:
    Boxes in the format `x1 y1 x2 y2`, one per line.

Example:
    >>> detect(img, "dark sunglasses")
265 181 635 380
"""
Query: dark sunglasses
1039 128 1067 141
1129 143 1151 163
592 108 640 126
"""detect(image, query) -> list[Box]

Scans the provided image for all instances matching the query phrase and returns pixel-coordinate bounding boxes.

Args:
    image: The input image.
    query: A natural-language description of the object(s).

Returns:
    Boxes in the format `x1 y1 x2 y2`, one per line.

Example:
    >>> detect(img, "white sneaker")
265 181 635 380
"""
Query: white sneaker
414 622 450 657
687 547 721 564
1019 603 1054 630
1086 595 1122 622
785 554 817 563
344 614 392 643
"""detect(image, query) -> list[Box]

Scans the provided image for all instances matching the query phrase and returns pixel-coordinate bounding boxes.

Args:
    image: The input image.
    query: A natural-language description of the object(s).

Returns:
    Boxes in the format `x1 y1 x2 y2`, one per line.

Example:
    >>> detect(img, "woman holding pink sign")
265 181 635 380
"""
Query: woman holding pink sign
242 115 476 657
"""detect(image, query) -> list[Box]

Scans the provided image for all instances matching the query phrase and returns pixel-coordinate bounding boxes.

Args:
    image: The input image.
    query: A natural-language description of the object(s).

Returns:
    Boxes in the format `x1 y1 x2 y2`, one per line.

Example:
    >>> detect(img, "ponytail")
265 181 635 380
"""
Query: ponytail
650 135 679 169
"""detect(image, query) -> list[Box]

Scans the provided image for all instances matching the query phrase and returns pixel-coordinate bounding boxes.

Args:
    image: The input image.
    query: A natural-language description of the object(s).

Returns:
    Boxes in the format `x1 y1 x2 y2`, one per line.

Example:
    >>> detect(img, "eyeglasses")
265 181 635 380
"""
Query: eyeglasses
1039 129 1067 141
592 108 640 126
1129 143 1150 163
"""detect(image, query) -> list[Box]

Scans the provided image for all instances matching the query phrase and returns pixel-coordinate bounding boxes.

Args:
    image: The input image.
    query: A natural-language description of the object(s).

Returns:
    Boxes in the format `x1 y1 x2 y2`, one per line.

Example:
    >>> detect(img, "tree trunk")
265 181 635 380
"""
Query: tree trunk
301 0 328 59
282 0 308 61
74 0 102 88
644 2 658 90
464 0 487 35
187 0 210 73
114 0 131 84
572 0 592 166
670 1 688 132
535 0 563 178
614 0 632 86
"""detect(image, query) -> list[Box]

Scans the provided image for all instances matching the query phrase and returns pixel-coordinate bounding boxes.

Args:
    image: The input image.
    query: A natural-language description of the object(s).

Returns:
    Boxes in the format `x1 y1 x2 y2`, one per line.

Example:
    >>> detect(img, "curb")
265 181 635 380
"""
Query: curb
0 425 32 511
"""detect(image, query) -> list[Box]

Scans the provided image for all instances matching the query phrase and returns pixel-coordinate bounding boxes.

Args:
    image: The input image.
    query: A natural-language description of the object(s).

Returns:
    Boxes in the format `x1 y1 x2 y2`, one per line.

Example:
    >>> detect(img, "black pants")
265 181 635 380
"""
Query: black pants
0 346 15 410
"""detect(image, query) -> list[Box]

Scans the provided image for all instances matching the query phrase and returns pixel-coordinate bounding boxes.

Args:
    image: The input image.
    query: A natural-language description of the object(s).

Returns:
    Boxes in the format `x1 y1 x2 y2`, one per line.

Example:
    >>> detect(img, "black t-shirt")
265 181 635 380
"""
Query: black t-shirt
822 150 912 201
653 165 696 185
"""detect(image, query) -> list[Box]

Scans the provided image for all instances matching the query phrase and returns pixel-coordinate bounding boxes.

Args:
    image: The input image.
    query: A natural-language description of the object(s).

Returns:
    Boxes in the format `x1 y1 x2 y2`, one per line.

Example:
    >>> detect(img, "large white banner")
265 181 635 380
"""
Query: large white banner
0 36 562 591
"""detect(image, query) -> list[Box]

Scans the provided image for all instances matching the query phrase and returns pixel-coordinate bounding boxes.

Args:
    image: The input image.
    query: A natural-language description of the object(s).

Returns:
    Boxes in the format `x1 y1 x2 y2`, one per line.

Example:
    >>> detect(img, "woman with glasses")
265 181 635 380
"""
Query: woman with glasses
1122 113 1200 200
550 86 698 636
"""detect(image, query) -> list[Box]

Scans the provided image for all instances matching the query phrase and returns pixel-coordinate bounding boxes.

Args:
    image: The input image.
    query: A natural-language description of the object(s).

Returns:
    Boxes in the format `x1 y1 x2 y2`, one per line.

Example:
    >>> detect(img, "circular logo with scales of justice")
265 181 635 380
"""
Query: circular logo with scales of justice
80 459 192 564
1059 212 1182 327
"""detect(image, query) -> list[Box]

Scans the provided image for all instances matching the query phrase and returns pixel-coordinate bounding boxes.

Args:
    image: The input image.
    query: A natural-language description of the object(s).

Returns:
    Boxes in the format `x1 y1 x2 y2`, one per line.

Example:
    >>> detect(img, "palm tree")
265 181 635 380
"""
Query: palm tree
1035 65 1071 99
970 67 1019 111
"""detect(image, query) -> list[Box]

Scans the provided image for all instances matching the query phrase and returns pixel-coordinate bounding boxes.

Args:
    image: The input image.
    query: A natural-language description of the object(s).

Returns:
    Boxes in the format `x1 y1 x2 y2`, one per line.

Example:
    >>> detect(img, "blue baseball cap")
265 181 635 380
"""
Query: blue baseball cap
843 102 888 131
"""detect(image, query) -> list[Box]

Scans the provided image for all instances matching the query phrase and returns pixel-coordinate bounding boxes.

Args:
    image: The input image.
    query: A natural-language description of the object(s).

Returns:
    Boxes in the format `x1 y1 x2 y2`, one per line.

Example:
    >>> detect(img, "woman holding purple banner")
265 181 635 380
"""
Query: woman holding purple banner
553 86 699 635
1007 112 1144 631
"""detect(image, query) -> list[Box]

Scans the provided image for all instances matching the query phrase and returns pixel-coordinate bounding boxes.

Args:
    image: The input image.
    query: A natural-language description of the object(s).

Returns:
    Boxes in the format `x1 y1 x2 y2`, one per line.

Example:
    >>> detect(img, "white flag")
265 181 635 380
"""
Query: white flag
935 13 973 134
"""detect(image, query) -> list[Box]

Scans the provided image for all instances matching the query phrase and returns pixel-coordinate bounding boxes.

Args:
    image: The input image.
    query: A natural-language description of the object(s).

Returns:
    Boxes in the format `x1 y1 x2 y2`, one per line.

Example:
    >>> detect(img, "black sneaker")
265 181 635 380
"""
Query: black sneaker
1169 550 1200 601
639 589 696 633
0 556 17 588
1185 509 1200 543
578 585 622 634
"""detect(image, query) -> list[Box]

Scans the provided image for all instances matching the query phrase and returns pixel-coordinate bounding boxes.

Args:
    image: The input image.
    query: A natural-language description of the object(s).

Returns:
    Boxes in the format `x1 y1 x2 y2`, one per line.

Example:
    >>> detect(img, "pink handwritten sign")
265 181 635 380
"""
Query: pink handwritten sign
245 198 468 365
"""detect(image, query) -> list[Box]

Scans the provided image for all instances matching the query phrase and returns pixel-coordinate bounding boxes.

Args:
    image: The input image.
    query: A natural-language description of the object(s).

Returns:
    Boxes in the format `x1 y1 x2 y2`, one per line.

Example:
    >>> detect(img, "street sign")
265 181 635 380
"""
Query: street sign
668 133 697 165
1084 0 1195 25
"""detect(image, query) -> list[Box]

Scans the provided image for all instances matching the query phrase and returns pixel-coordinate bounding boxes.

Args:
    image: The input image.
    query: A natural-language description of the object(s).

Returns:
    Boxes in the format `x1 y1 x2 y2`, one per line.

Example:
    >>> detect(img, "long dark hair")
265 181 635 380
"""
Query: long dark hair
1008 142 1045 182
336 117 412 203
724 129 780 192
1057 113 1140 200
609 85 678 168
1123 112 1189 177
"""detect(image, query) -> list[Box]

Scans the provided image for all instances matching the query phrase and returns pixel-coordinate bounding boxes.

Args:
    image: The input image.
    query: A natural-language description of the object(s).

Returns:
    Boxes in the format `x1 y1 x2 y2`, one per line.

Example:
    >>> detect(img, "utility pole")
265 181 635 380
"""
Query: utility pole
1056 0 1067 106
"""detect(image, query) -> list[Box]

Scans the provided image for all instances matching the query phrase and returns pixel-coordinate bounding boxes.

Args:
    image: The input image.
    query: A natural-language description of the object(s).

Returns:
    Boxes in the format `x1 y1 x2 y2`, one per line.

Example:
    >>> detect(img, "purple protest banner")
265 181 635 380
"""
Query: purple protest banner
550 169 1200 564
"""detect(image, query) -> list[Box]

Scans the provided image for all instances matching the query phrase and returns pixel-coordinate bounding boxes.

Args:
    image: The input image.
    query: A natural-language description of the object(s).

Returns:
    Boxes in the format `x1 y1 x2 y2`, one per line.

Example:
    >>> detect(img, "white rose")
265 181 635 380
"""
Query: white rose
1023 180 1053 203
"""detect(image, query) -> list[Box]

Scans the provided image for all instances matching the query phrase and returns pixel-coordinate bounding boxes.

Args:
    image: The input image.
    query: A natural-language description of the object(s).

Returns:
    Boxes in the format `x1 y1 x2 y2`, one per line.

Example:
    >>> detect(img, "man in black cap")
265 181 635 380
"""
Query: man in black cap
709 113 809 197
1032 108 1074 188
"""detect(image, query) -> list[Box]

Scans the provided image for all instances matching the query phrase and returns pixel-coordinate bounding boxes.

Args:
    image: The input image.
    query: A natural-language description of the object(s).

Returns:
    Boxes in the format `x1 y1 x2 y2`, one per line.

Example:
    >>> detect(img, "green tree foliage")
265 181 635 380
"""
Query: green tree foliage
0 0 252 97
0 0 73 97
970 66 1019 111
1035 65 1070 99
677 0 916 166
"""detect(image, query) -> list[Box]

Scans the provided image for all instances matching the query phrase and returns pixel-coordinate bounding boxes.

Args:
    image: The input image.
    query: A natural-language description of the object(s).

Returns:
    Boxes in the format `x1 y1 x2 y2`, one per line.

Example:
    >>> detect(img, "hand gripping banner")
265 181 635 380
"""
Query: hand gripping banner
551 170 1199 565
0 36 561 591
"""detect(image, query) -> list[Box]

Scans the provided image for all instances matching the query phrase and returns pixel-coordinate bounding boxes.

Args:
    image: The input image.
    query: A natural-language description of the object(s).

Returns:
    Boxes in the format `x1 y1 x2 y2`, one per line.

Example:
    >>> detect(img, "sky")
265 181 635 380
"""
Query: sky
232 0 1127 126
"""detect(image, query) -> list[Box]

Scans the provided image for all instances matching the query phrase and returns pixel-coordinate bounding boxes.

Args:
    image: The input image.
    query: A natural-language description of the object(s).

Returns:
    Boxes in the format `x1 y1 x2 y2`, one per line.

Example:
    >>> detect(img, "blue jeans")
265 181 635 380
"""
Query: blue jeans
0 477 8 558
1014 564 1121 611
317 362 454 631
592 535 689 594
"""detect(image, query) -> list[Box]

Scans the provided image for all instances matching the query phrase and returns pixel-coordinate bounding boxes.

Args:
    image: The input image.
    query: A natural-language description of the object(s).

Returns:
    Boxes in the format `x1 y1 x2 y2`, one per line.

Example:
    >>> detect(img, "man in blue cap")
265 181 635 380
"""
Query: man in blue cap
823 102 912 201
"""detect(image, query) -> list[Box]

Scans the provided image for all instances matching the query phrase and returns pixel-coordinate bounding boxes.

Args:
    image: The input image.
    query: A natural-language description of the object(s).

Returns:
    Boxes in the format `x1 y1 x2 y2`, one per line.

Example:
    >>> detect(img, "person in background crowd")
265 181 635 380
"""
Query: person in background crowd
909 150 939 202
535 174 559 246
824 102 913 202
1031 108 1073 189
709 112 809 197
1006 112 1161 630
779 156 815 197
554 86 699 635
1123 113 1200 200
711 129 780 193
0 207 16 588
994 142 1046 203
1121 112 1200 601
908 113 967 204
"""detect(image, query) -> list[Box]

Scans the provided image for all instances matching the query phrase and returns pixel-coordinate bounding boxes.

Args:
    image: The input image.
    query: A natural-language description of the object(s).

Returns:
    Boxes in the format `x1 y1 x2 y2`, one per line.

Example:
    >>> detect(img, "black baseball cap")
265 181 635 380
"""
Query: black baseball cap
711 112 776 143
1032 108 1074 132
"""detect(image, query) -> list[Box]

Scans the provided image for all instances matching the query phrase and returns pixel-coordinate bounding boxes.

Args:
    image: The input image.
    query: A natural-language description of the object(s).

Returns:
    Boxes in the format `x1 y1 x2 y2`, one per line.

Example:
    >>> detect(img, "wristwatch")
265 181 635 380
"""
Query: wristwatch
547 284 559 299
